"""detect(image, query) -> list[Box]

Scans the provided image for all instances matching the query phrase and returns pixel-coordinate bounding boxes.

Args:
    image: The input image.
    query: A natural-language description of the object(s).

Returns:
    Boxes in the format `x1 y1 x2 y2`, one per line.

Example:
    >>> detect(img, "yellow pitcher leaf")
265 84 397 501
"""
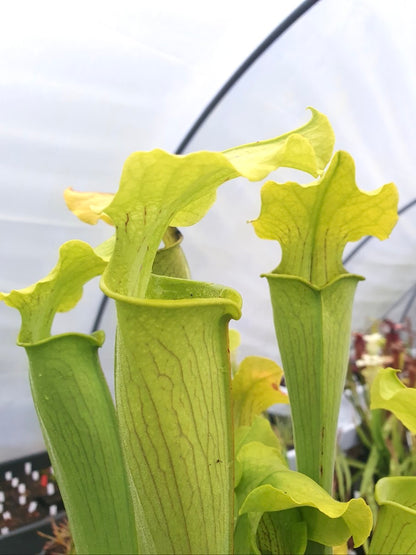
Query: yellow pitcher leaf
64 188 114 225
232 356 288 428
223 107 334 180
81 109 333 298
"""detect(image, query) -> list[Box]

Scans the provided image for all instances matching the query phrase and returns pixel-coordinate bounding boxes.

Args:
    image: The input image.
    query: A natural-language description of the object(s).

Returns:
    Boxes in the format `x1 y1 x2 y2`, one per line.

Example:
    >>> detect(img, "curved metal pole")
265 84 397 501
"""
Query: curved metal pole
347 198 416 325
175 0 322 155
343 198 416 265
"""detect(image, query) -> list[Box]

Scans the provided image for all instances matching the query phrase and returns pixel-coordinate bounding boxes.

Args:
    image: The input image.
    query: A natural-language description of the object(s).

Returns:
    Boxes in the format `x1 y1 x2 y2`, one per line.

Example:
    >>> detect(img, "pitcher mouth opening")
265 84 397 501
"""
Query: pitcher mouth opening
261 271 364 291
100 273 242 320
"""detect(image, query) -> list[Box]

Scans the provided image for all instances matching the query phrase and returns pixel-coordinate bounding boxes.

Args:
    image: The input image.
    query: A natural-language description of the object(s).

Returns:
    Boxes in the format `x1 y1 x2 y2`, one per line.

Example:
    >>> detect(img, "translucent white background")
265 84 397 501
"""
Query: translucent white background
1 0 415 460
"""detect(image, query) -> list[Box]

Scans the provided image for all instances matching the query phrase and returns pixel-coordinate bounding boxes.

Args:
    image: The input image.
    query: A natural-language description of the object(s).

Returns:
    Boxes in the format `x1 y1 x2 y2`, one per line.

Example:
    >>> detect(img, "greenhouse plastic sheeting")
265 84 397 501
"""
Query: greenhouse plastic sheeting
1 0 416 460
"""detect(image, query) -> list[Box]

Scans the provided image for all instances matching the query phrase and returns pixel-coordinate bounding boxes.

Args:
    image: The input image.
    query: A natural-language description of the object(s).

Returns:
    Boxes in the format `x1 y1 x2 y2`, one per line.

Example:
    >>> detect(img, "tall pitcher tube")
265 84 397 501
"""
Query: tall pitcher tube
102 274 242 554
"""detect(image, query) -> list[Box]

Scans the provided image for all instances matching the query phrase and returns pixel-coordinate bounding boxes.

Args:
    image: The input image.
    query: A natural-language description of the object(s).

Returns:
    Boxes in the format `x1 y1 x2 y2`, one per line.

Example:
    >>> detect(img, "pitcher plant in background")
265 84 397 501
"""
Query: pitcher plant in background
0 109 404 554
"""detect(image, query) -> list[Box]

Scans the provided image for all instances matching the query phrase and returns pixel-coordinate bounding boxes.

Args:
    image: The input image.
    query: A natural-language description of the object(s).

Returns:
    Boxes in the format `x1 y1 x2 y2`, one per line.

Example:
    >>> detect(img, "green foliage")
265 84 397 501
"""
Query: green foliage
252 148 398 502
234 427 372 553
371 367 416 432
232 366 372 554
343 326 416 528
222 107 334 180
232 356 288 428
25 332 137 554
0 240 138 554
0 108 403 554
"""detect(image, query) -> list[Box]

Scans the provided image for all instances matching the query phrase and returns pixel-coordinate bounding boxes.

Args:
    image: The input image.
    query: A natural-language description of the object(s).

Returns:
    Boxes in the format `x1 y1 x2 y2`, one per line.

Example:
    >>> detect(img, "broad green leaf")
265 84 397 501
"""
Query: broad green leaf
370 367 416 433
252 150 398 287
102 148 236 297
0 240 107 344
26 332 137 555
64 109 333 227
95 109 333 297
104 273 242 554
369 477 416 554
236 441 372 549
232 356 288 428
